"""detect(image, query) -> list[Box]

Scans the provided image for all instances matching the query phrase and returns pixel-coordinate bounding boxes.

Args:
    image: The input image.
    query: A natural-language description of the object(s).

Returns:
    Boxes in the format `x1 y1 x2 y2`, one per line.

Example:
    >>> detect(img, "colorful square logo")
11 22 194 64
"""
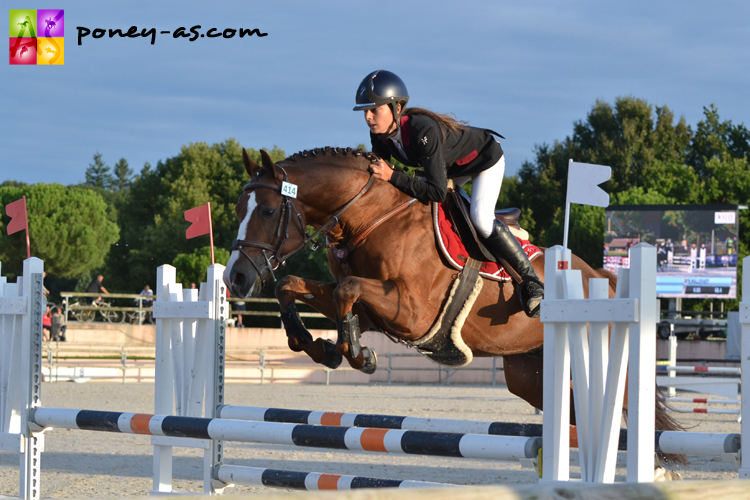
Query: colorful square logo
9 9 64 65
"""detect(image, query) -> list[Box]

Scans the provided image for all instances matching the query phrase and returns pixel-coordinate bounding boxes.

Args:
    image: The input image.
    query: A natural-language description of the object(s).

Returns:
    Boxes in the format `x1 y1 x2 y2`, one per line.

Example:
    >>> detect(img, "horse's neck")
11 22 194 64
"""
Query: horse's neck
301 170 416 244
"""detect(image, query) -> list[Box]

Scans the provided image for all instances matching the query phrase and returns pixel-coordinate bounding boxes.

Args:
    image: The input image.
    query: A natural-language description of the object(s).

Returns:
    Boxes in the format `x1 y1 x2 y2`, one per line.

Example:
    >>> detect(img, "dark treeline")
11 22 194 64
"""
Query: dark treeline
1 97 748 311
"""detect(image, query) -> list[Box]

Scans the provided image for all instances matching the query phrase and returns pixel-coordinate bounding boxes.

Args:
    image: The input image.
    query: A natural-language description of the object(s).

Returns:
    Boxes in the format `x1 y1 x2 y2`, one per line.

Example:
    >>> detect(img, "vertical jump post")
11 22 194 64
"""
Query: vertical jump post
541 244 656 483
152 263 228 494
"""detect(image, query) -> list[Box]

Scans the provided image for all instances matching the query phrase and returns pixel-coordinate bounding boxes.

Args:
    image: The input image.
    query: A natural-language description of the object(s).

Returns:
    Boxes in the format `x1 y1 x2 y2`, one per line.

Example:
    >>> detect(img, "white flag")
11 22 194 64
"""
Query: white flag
562 160 611 249
566 160 611 207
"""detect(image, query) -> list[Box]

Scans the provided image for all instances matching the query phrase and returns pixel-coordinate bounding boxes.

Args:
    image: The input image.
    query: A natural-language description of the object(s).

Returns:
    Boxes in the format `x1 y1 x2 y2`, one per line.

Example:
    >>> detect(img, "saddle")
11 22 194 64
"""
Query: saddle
434 187 541 282
409 187 542 367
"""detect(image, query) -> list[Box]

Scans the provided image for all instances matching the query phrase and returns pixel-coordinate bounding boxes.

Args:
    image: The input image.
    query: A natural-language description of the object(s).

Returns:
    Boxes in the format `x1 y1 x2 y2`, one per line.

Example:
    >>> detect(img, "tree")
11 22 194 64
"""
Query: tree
510 98 750 312
173 246 231 287
105 139 289 292
112 158 133 192
0 183 119 279
507 97 750 269
85 152 114 191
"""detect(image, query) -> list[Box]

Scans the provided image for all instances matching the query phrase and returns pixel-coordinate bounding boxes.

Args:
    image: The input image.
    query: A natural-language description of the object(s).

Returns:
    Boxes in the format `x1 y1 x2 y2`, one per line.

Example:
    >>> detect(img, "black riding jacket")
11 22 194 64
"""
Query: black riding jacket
370 113 504 203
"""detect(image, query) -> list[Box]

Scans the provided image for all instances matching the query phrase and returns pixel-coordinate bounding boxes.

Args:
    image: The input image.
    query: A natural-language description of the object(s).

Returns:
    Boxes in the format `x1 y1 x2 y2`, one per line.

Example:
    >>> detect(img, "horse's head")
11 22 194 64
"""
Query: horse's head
224 149 308 298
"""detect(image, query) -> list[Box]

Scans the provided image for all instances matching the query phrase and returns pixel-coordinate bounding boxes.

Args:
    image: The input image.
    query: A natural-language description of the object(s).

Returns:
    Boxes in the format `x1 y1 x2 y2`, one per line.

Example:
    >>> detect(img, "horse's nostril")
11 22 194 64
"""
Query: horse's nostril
231 271 247 289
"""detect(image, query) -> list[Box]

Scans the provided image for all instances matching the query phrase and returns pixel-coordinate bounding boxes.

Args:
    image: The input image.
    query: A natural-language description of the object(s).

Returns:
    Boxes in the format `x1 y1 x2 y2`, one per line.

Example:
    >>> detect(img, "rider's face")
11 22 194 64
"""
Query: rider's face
364 104 397 135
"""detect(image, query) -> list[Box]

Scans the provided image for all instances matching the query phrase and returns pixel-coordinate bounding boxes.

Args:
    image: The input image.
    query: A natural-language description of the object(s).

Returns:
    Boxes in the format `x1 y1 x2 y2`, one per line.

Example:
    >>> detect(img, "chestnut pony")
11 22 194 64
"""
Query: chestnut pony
224 147 680 438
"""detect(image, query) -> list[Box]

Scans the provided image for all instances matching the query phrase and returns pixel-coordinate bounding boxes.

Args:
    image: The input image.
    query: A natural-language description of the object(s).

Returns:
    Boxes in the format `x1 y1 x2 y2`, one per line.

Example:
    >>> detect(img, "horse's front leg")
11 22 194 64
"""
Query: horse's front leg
275 275 343 370
333 276 411 375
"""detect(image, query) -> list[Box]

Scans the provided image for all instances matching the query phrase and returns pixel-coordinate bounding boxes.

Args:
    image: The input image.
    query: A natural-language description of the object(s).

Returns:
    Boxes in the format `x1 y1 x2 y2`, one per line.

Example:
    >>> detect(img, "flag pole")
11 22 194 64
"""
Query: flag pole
23 196 30 259
207 202 215 265
563 200 571 251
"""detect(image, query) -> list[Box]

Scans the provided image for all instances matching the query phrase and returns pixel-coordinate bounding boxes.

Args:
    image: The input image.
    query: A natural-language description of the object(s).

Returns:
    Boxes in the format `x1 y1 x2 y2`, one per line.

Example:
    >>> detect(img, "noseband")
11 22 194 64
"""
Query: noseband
231 164 375 282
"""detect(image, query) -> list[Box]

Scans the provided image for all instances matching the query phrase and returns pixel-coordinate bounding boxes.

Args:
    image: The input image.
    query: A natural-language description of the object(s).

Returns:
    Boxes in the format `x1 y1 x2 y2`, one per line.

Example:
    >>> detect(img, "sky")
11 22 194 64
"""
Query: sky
2 0 748 186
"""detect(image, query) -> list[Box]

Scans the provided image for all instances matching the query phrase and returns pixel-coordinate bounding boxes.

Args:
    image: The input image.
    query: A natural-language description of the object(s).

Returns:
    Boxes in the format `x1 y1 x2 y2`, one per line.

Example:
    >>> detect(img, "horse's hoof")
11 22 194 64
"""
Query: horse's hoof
322 339 343 369
359 348 377 375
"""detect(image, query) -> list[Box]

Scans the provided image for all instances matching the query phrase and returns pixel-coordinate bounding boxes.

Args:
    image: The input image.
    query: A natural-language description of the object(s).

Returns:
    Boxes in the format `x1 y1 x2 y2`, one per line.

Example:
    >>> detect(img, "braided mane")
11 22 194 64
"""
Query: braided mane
279 146 379 171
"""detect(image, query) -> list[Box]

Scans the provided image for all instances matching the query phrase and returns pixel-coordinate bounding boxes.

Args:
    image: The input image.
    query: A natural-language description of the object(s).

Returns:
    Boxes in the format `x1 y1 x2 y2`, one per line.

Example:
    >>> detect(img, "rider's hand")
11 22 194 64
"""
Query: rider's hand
370 159 394 182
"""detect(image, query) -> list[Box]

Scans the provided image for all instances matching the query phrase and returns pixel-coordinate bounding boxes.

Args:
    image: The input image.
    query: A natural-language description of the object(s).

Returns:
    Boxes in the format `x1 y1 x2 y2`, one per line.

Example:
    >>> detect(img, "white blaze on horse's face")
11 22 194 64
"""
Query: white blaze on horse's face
223 191 258 292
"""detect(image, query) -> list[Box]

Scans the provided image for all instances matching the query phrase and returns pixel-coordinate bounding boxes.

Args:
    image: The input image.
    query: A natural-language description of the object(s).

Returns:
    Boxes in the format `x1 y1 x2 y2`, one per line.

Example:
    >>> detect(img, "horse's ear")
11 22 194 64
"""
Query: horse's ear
259 149 280 179
242 148 259 178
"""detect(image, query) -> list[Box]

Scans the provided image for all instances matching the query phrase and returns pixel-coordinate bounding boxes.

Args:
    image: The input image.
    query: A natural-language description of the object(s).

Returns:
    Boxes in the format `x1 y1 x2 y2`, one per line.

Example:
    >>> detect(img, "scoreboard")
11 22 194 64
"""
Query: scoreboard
656 276 734 297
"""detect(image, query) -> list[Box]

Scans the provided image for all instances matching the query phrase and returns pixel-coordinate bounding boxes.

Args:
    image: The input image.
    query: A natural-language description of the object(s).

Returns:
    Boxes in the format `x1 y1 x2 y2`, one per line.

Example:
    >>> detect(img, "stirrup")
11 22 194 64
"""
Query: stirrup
517 276 544 319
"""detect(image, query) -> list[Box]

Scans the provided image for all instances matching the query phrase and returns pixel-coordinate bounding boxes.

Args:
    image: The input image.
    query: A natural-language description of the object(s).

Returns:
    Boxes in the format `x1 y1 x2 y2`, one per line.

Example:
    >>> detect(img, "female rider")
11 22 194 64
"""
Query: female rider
353 69 544 318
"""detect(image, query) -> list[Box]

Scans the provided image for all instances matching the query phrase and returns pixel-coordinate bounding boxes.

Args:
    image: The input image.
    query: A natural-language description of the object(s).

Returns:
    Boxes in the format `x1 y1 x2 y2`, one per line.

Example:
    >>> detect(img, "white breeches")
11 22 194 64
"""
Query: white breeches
455 154 505 238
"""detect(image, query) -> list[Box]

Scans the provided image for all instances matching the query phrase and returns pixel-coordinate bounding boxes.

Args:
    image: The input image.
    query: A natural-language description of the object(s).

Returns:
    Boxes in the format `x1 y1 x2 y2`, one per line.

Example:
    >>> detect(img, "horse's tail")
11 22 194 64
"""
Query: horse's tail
596 267 618 292
655 386 689 465
622 381 689 466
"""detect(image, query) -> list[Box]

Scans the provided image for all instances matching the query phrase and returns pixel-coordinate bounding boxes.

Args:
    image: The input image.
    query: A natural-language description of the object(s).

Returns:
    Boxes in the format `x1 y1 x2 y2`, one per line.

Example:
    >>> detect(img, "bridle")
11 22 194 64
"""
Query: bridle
231 164 375 282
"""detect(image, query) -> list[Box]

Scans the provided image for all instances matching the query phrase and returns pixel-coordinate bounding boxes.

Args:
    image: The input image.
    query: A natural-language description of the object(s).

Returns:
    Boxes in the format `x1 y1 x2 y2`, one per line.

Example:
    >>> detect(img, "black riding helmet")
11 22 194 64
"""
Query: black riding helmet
353 70 410 124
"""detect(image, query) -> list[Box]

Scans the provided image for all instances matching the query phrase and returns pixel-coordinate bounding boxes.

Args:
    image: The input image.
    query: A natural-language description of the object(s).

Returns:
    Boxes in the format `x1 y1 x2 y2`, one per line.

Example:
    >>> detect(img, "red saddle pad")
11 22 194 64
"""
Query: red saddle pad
434 202 541 282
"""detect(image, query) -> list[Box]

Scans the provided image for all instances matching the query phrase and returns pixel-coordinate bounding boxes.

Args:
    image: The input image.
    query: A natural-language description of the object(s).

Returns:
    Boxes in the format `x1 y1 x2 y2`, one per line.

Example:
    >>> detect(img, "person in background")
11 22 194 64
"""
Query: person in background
51 307 67 342
42 304 52 340
42 271 50 298
190 282 197 289
86 274 109 304
234 299 246 327
139 284 154 307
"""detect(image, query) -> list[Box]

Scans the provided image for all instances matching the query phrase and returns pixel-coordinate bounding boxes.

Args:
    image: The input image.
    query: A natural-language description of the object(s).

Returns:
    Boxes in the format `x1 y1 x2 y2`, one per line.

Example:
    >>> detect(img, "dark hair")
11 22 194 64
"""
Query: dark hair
403 107 468 140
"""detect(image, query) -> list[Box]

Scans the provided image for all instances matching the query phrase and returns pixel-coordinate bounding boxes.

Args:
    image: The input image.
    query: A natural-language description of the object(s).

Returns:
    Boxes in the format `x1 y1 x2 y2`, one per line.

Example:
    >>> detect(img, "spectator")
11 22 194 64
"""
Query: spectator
51 307 67 342
42 304 52 340
86 275 109 304
139 284 154 307
190 282 197 289
234 299 246 327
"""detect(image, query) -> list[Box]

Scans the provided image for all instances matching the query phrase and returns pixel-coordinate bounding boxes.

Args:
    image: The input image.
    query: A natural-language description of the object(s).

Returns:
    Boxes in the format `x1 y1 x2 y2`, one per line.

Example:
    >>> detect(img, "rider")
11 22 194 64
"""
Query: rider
353 69 544 318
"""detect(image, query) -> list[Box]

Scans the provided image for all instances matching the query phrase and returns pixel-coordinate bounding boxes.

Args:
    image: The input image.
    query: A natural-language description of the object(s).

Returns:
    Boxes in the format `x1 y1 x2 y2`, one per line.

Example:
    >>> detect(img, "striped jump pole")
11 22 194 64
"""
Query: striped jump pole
219 405 547 437
657 366 741 375
215 466 452 490
30 408 542 462
667 408 741 415
663 398 740 405
217 405 740 457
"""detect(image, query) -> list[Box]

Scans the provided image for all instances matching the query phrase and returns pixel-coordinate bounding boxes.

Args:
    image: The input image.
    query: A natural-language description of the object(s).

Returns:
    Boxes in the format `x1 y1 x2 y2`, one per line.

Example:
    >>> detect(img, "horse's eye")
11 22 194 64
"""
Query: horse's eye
260 206 276 218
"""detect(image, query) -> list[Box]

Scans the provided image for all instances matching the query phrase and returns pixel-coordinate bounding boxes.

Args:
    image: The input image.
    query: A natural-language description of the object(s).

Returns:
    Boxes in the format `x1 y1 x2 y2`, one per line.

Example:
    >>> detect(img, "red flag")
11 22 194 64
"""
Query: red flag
6 197 28 235
5 196 30 259
184 202 215 265
185 203 211 239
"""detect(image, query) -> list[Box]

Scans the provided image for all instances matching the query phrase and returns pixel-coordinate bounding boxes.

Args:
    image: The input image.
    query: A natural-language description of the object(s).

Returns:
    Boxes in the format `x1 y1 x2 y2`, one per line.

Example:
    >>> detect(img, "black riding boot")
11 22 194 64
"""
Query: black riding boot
484 219 544 318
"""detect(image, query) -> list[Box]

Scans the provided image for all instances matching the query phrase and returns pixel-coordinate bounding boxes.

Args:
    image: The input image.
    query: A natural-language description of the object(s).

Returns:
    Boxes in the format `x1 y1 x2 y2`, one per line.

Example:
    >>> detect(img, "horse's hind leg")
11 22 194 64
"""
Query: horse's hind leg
275 275 342 369
503 353 577 423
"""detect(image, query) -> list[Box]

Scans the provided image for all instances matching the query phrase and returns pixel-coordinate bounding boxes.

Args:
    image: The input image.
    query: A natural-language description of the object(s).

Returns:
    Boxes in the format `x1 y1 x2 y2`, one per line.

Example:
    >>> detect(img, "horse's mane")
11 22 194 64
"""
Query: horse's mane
278 147 378 171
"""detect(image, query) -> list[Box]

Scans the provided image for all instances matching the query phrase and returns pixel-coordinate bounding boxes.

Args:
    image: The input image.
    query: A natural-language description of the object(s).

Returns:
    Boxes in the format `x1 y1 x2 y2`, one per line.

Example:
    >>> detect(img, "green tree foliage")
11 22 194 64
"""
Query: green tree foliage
508 98 750 276
112 158 133 192
105 139 288 292
173 246 231 287
0 183 119 278
85 152 114 191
